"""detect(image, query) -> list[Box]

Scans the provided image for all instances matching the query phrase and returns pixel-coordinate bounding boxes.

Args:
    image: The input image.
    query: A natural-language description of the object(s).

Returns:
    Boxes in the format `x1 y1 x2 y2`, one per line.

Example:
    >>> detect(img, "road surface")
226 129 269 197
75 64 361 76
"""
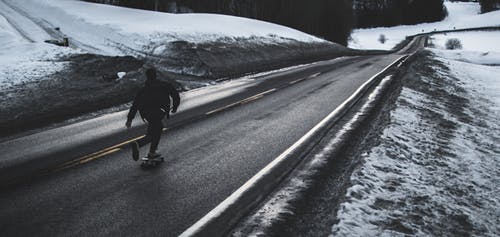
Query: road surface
0 36 425 236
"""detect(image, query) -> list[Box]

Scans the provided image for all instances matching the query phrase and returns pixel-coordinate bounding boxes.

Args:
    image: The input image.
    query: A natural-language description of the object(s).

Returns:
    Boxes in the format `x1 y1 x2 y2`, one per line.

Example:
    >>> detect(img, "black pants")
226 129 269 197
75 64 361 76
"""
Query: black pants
137 116 164 153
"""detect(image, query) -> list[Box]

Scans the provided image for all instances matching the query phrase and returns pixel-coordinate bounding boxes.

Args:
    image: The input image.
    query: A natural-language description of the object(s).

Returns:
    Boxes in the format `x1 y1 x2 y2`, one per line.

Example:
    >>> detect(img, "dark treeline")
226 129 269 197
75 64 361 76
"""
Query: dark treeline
86 0 354 45
184 0 354 46
478 0 500 13
353 0 447 28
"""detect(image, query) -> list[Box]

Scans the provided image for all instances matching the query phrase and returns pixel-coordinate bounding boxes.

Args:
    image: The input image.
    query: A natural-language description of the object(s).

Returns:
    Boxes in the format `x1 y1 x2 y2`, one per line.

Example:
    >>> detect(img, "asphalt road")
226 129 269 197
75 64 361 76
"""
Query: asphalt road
0 36 424 236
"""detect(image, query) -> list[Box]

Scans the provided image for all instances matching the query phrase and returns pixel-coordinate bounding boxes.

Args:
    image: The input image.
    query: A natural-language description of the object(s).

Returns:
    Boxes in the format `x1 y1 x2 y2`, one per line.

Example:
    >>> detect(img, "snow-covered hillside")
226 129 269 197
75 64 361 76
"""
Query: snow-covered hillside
349 1 500 50
1 0 323 56
0 0 327 87
0 0 76 90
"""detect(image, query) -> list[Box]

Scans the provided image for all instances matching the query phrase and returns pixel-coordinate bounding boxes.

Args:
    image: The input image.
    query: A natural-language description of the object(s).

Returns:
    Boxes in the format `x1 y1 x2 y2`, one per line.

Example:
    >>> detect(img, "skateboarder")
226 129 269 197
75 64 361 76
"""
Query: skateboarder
125 67 180 161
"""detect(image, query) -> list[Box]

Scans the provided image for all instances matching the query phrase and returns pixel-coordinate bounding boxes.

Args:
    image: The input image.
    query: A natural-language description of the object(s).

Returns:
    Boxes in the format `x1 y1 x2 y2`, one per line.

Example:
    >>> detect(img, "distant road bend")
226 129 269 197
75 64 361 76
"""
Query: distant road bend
0 36 426 236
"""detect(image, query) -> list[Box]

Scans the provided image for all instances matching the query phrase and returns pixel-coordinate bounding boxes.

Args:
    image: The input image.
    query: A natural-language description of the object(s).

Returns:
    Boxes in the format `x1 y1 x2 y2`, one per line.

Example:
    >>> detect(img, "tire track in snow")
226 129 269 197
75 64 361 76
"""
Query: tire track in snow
0 0 36 42
2 0 103 53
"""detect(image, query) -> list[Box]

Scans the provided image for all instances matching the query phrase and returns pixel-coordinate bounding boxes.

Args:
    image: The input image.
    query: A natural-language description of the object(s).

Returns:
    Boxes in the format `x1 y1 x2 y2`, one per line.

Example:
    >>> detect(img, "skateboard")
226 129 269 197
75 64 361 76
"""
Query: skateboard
140 156 164 167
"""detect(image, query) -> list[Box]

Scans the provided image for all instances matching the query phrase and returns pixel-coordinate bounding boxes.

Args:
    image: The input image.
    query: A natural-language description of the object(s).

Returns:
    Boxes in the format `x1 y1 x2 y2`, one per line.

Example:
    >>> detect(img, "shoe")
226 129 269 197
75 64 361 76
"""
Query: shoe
147 151 161 159
131 141 139 161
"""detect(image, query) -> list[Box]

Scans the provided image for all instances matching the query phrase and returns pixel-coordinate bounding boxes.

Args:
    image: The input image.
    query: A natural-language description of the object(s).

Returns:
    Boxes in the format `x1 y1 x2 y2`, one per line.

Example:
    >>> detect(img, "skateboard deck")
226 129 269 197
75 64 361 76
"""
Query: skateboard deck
140 157 164 167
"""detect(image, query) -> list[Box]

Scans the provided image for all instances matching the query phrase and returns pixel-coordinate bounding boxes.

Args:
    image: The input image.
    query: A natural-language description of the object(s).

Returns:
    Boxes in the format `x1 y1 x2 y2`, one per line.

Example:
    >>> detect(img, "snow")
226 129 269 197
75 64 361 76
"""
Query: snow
349 1 500 50
0 0 51 43
0 0 325 92
429 31 500 65
430 31 500 52
0 0 327 104
445 58 500 112
49 0 320 42
430 31 500 108
0 11 76 90
333 32 500 237
332 62 500 237
0 10 19 47
1 0 323 56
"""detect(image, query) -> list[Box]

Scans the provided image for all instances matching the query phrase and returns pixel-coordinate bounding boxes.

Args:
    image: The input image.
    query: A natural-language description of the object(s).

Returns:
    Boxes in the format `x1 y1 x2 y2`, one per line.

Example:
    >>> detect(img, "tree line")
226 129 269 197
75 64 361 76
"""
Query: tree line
353 0 447 28
478 0 500 13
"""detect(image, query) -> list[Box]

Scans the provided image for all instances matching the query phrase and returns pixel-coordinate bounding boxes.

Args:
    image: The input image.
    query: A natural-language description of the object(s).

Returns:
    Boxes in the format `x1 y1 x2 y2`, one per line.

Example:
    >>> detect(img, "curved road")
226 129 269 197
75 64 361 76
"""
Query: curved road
0 37 425 236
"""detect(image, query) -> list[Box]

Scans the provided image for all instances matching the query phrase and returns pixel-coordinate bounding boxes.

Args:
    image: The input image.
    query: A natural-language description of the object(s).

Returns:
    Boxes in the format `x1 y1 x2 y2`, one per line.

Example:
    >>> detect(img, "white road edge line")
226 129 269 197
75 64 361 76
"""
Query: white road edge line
180 55 407 237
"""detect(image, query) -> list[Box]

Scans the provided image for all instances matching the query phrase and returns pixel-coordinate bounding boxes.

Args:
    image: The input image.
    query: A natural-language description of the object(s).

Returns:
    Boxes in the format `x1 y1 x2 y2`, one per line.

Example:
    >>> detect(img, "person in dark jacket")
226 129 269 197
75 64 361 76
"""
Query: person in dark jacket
126 68 180 160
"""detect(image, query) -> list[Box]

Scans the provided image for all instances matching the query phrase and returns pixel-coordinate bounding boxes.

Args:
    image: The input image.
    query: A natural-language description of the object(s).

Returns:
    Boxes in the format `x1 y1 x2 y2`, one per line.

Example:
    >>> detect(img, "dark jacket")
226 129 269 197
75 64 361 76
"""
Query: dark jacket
127 79 180 122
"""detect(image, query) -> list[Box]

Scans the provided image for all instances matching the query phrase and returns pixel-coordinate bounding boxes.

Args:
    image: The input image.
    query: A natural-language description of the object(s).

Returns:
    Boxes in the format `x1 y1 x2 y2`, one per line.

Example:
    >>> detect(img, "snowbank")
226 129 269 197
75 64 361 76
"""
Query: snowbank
3 0 324 56
349 1 500 50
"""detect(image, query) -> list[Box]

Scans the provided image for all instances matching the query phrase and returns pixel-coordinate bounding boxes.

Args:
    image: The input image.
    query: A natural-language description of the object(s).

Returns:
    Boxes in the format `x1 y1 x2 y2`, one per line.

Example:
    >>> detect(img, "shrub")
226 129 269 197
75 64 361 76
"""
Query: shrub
378 34 387 44
445 38 462 50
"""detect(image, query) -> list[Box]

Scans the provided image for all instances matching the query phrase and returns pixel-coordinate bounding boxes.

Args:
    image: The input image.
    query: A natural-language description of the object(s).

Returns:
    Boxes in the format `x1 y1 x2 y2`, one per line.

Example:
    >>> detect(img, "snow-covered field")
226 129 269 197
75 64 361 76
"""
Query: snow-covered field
333 32 500 236
349 1 500 50
429 31 500 65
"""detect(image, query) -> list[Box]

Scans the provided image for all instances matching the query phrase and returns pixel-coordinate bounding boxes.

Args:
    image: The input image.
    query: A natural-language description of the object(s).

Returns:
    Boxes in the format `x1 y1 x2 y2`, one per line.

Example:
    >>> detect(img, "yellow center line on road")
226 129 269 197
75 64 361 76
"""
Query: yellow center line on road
205 88 277 115
289 72 321 85
205 102 240 116
52 148 122 172
52 84 288 172
53 87 277 172
27 70 325 178
52 135 146 172
239 95 264 105
77 148 122 165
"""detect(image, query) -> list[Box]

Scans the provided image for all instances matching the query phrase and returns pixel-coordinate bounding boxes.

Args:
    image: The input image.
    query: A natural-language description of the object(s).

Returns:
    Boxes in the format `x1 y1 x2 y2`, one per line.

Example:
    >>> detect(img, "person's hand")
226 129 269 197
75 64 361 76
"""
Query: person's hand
125 120 132 128
171 107 177 113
